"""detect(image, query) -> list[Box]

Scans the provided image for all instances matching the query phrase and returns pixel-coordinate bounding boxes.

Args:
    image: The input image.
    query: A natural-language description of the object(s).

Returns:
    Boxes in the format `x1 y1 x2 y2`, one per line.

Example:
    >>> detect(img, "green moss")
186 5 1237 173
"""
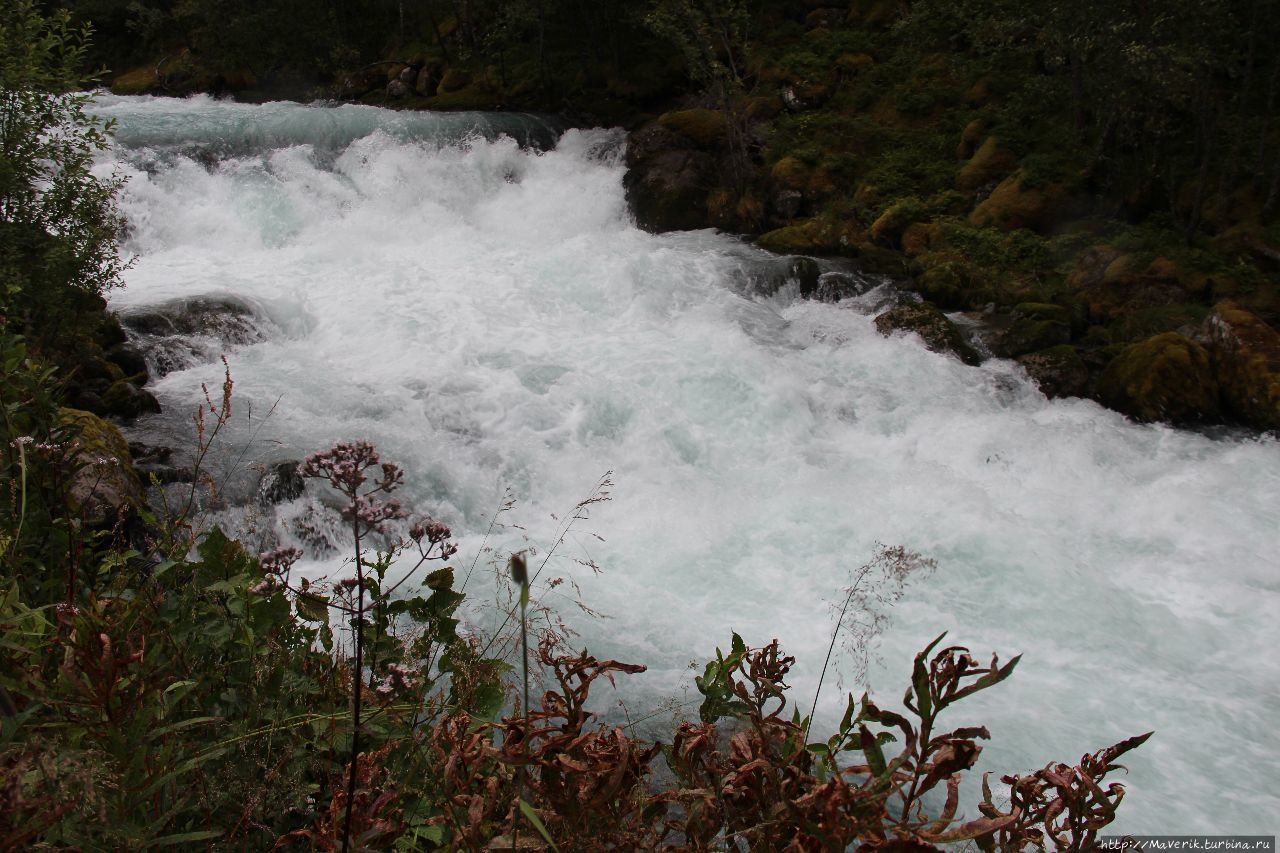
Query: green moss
994 317 1072 357
969 172 1069 233
1013 302 1071 324
873 301 981 364
1097 332 1219 423
956 136 1016 191
110 65 157 95
658 108 729 148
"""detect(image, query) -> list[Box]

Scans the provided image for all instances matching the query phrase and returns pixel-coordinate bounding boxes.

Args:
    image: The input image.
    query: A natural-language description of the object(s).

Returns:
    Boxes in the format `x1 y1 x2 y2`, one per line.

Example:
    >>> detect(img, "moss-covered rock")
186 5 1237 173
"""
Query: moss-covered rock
1202 303 1280 429
1096 332 1220 423
993 316 1072 357
59 408 143 526
1067 246 1202 323
848 0 905 28
968 172 1068 233
956 119 985 160
110 65 159 95
956 136 1016 192
757 218 857 254
437 67 471 93
909 260 997 310
874 301 981 365
901 222 940 257
1012 302 1072 325
658 108 730 148
869 197 926 248
1017 345 1089 399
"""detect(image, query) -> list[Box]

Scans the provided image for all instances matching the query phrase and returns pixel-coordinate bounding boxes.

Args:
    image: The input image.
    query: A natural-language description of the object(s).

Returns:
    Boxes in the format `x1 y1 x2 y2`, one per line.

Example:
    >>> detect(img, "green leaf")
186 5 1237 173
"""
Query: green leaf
142 830 223 847
518 798 561 853
425 567 454 590
296 591 330 623
859 724 887 776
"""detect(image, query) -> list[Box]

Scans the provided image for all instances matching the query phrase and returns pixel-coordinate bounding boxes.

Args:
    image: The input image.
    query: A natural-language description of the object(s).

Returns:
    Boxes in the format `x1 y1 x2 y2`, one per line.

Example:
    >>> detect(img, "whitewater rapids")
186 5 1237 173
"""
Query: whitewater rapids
94 94 1279 833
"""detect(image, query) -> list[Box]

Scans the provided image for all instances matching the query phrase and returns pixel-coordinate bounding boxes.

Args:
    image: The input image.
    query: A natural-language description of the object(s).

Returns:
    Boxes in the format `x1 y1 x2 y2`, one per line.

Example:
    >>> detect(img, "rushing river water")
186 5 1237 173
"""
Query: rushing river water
94 94 1279 833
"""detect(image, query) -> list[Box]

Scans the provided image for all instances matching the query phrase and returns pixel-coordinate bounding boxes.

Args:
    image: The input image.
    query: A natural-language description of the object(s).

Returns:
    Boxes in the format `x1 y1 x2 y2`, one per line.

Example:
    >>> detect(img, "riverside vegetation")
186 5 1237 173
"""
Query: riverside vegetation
51 0 1280 432
0 3 1160 848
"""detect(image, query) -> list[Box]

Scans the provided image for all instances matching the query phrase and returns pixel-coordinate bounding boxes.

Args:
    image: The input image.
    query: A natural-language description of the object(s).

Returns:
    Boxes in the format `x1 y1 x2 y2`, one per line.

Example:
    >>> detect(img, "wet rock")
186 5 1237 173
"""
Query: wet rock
1096 332 1219 423
60 408 142 526
258 460 306 506
875 301 982 365
1017 345 1089 399
120 295 272 376
1201 303 1280 430
624 124 716 233
808 271 871 302
789 257 823 297
136 463 194 485
102 380 161 419
106 344 149 380
386 79 411 98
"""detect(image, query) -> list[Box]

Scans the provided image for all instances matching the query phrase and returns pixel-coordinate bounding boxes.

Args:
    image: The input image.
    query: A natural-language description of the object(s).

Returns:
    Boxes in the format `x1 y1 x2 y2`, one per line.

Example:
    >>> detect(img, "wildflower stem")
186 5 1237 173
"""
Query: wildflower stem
341 520 364 853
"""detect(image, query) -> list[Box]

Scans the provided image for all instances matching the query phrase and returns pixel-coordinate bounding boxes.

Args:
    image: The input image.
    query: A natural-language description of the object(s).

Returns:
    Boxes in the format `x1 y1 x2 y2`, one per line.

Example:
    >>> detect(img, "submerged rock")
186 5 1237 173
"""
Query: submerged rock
874 301 981 365
1096 332 1219 423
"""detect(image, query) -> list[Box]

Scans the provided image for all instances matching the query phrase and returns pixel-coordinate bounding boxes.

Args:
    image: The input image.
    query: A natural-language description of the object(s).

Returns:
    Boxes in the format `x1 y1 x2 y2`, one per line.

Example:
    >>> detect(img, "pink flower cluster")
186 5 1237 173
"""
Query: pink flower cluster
259 546 302 576
374 662 418 698
409 518 458 559
300 441 406 534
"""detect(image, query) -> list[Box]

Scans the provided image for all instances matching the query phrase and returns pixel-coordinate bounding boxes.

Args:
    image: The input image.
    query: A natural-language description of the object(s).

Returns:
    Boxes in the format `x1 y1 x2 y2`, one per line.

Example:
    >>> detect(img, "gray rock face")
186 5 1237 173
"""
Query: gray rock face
623 124 715 233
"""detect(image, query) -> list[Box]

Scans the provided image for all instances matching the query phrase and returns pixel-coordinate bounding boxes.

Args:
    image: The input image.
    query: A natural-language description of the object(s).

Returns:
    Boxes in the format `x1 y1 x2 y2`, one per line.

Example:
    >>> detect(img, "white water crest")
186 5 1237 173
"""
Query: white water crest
96 94 1280 833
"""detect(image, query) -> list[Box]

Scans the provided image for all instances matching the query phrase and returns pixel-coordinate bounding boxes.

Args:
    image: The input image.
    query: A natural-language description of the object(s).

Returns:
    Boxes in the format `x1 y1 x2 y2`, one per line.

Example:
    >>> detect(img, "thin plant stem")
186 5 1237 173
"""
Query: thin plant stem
341 520 364 853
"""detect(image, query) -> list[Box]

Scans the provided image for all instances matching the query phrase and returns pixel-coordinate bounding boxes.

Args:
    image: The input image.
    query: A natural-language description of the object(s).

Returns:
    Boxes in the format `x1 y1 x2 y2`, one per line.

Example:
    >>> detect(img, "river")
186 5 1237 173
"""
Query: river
94 94 1280 833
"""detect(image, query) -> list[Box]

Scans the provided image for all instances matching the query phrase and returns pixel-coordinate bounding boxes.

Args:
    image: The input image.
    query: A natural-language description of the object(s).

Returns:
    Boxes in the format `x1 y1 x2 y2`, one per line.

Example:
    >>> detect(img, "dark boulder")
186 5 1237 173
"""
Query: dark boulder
624 124 715 233
258 460 306 506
